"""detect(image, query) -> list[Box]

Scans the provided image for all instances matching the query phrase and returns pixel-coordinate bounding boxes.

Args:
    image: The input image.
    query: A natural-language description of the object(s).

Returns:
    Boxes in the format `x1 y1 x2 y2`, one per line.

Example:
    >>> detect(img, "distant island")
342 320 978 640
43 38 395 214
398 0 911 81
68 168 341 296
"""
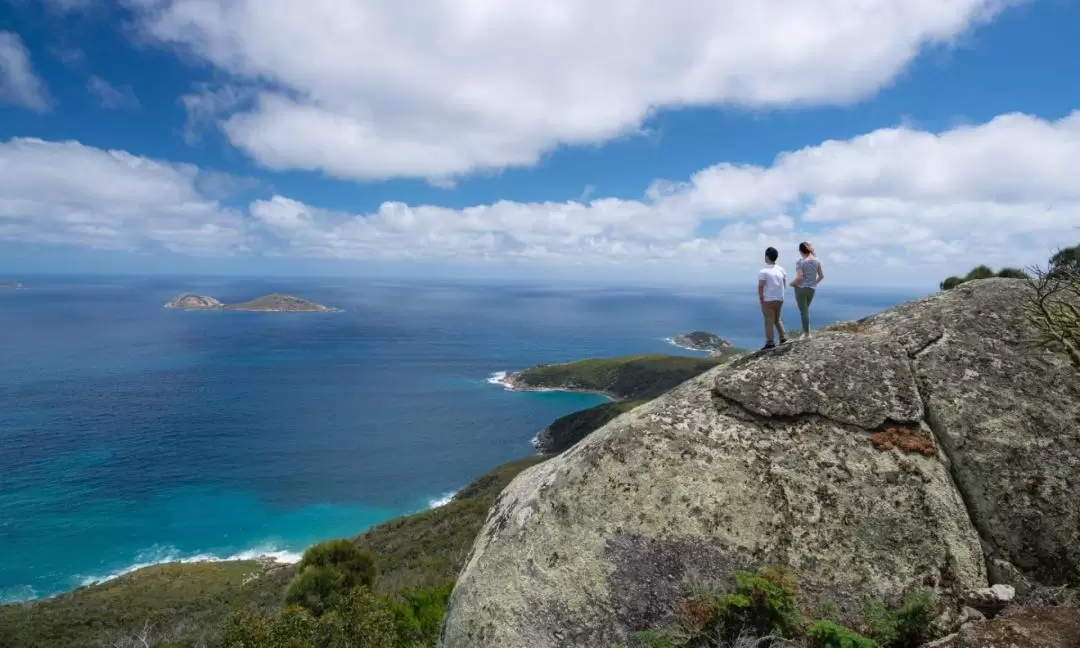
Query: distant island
667 330 732 354
0 280 23 289
165 293 340 313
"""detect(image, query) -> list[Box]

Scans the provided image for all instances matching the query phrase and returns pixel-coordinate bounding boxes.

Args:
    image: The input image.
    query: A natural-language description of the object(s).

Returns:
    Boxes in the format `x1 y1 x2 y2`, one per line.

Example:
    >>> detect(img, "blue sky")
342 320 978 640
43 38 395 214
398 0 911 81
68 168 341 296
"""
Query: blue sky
1 0 1079 286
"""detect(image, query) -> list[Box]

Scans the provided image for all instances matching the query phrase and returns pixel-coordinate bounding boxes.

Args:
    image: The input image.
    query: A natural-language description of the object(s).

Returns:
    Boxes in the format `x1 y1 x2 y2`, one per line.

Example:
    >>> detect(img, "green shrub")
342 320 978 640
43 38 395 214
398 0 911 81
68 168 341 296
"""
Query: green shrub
633 629 684 648
223 608 268 647
814 599 841 623
387 583 454 647
328 587 398 648
996 267 1029 280
266 606 319 648
1050 244 1080 276
860 591 937 648
718 568 803 640
893 590 936 647
286 540 378 616
860 599 898 646
965 265 995 281
940 276 965 291
809 620 880 648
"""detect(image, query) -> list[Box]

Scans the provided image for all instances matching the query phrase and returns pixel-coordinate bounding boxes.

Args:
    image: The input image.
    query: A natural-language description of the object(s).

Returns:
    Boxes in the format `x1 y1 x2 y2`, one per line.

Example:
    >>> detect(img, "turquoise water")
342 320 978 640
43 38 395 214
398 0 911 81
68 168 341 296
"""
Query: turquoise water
0 277 919 602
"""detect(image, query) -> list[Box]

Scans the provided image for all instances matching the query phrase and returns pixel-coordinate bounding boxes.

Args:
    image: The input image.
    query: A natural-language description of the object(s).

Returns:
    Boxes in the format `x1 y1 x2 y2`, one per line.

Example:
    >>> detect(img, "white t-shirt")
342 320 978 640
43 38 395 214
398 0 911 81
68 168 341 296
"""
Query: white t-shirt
758 265 787 302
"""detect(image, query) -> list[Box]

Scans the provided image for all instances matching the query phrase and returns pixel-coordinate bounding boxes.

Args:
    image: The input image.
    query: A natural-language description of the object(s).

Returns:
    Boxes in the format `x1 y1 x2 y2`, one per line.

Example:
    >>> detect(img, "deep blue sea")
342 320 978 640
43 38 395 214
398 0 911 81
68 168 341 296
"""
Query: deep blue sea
0 276 920 602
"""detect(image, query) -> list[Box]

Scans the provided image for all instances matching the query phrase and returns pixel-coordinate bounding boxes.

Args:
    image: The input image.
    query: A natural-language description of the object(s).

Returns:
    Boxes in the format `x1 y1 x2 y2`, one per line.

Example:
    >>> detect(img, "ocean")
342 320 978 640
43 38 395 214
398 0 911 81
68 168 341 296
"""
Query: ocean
0 276 920 603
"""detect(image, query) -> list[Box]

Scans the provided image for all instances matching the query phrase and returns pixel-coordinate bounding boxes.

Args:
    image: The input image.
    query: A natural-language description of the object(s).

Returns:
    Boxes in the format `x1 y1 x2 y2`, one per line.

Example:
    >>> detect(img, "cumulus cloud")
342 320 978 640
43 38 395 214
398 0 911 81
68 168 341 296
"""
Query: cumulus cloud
3 112 1078 284
129 0 1019 181
0 138 250 254
87 76 141 110
0 31 49 112
246 111 1080 281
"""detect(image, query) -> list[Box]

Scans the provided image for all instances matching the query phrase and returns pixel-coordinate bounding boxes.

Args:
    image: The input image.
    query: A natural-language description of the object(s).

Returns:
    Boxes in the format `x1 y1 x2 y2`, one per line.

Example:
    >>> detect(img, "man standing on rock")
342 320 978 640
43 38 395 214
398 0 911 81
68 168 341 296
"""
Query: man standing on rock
758 247 788 350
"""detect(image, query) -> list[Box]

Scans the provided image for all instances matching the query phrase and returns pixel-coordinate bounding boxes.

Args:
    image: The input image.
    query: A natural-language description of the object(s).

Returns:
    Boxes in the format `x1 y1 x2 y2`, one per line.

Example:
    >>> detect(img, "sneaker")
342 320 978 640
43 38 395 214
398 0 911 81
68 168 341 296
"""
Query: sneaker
761 342 776 351
779 338 789 345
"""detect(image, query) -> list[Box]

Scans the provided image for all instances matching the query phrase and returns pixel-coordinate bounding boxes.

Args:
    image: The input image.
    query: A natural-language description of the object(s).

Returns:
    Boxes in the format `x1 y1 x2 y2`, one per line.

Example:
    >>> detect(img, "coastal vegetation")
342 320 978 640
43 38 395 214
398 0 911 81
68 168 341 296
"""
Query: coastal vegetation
0 457 545 648
505 354 732 400
525 352 744 453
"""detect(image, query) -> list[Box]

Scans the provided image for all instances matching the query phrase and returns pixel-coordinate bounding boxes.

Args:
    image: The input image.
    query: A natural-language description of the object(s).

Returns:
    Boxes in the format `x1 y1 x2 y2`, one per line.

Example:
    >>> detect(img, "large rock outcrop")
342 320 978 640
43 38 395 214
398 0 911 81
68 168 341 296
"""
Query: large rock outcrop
439 280 1080 648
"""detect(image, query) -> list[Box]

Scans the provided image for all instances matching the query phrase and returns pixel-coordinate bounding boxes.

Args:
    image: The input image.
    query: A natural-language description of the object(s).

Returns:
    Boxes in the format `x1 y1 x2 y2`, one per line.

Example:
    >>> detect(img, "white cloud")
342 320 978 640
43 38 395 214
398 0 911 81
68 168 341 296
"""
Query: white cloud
129 0 1019 182
87 76 141 111
0 31 49 112
0 138 250 254
4 112 1079 284
245 111 1080 282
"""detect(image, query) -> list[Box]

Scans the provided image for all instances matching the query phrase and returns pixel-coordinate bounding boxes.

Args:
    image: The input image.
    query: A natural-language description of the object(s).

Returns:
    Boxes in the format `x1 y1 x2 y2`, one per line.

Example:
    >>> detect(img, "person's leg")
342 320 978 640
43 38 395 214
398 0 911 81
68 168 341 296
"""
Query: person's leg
796 288 811 335
761 302 774 344
774 301 787 342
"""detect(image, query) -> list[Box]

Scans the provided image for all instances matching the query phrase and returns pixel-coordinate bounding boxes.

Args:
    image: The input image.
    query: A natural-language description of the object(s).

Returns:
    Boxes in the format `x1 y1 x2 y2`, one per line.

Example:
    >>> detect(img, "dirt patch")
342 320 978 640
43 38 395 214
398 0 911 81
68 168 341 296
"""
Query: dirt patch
933 605 1080 648
870 426 937 456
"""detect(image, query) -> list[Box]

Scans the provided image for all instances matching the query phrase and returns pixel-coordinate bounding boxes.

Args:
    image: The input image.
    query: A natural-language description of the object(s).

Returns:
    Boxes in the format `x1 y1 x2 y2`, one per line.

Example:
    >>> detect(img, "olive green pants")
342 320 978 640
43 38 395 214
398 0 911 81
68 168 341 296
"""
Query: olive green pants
795 287 816 335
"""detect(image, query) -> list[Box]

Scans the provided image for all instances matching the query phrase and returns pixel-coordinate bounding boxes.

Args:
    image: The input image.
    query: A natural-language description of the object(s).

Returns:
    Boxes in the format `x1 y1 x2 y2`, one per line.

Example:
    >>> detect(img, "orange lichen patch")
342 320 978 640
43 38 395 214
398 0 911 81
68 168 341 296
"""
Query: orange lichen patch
870 426 937 456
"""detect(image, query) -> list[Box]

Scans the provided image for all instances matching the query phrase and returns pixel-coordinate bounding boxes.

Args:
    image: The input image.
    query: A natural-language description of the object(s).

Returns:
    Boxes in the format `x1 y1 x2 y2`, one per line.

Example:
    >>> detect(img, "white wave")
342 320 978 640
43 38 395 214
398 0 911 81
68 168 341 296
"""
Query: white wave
428 491 458 508
486 371 513 389
664 336 706 353
0 585 38 604
76 543 303 589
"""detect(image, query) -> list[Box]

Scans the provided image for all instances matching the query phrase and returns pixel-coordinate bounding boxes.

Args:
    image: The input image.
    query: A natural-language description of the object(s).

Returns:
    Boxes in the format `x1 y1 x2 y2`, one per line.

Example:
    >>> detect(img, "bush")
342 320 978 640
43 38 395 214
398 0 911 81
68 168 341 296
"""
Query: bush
997 267 1029 280
940 276 965 291
719 568 803 640
965 265 995 281
809 620 879 648
661 567 804 645
327 587 398 647
387 583 454 647
860 591 937 648
1050 244 1080 276
222 587 401 648
223 608 268 648
1024 254 1080 370
266 606 319 648
286 540 378 616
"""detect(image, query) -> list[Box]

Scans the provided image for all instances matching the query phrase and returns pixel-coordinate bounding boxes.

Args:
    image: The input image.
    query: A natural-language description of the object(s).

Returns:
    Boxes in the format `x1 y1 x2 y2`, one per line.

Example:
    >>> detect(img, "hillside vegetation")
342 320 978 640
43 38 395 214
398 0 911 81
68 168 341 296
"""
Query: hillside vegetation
510 354 733 400
0 354 735 646
0 458 546 648
0 561 293 648
940 265 1028 291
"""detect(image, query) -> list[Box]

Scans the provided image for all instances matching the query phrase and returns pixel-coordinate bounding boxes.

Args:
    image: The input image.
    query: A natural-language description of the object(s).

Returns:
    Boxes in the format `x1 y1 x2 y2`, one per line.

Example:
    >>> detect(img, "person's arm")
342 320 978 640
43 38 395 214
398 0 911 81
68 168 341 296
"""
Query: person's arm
816 261 825 284
758 276 766 303
792 268 803 288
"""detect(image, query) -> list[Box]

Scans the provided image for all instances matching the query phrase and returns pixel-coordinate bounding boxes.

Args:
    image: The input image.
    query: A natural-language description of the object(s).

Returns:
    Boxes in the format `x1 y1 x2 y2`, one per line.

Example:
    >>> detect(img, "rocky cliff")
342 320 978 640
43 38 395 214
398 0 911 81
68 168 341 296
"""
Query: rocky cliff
439 279 1080 648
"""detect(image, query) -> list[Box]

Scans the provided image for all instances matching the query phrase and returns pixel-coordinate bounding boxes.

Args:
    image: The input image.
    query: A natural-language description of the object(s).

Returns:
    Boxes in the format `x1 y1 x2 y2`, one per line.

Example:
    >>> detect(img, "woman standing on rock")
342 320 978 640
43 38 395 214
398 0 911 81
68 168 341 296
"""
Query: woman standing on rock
792 242 825 340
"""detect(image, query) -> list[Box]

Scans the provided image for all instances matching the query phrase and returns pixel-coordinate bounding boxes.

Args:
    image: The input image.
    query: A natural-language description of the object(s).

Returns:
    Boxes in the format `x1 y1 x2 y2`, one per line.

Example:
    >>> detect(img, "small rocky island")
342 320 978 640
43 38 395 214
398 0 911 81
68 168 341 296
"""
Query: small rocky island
165 293 340 313
0 280 23 289
669 330 733 354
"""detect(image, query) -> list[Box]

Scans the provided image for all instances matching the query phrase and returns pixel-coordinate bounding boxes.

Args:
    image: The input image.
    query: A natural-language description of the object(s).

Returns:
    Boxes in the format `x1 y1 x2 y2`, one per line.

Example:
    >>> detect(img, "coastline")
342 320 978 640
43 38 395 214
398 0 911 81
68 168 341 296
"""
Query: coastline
1 490 459 605
486 371 620 402
663 337 710 353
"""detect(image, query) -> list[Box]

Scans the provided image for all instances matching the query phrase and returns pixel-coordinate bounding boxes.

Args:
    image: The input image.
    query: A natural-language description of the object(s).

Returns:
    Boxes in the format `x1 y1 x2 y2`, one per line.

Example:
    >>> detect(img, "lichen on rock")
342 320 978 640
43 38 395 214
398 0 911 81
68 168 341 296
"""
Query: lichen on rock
439 280 1080 648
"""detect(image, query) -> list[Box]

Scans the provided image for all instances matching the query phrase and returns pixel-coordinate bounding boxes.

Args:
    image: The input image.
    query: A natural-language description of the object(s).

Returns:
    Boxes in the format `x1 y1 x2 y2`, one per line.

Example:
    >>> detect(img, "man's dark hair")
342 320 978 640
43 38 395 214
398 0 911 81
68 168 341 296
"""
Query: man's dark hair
765 247 779 263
